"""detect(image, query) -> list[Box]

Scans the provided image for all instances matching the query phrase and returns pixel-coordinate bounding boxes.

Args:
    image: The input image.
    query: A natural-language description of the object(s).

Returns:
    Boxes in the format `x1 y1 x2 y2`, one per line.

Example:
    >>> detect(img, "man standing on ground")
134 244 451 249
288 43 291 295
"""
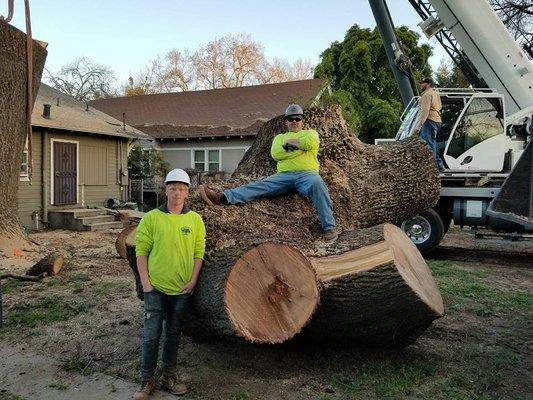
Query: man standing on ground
414 77 445 170
199 104 337 241
134 168 206 400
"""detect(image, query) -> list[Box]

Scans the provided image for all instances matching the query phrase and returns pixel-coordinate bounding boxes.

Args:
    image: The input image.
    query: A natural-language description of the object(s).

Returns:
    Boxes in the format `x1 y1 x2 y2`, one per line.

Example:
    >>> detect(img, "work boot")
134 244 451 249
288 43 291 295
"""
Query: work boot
199 185 223 205
133 378 156 400
322 228 338 242
160 375 187 396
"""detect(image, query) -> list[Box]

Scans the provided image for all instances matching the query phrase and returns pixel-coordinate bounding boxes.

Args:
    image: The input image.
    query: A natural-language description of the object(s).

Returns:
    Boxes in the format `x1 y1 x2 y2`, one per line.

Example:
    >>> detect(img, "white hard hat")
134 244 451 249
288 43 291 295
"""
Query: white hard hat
164 168 190 185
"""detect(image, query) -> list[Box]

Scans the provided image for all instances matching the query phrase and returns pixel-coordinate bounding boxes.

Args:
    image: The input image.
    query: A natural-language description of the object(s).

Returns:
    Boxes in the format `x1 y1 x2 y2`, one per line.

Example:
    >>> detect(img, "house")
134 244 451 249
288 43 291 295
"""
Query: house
90 79 329 175
18 83 151 229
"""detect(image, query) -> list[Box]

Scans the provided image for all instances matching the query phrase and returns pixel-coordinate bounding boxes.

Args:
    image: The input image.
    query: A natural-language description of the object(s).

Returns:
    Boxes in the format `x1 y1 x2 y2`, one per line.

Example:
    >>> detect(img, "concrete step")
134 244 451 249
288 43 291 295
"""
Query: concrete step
85 221 124 231
73 209 108 218
81 215 116 225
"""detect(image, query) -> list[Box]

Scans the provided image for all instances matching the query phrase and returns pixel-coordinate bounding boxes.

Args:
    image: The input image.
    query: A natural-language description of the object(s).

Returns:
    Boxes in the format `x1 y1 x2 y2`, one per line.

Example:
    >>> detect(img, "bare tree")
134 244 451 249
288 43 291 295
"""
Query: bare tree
123 34 315 94
46 57 117 102
489 0 532 55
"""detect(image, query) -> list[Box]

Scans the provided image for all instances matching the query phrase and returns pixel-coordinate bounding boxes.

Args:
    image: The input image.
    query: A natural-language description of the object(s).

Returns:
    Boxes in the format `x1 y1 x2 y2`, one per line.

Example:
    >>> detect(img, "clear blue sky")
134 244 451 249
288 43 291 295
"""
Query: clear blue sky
9 0 447 85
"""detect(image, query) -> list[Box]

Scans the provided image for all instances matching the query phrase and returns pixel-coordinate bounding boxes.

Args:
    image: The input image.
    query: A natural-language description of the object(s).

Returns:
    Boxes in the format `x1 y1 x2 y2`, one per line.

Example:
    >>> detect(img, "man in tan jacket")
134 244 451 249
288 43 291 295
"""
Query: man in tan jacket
414 77 444 170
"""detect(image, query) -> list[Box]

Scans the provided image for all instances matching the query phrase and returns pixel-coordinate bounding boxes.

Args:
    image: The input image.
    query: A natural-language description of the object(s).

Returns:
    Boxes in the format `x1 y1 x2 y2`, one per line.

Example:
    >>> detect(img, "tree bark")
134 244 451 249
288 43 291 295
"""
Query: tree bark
303 223 444 347
126 241 320 344
116 225 137 259
126 106 443 346
0 21 47 255
188 106 441 253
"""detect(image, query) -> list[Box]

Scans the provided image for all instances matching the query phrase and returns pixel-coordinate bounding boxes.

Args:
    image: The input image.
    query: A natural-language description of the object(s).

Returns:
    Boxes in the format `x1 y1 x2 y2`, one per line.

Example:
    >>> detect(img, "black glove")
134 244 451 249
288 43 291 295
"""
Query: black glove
283 143 298 152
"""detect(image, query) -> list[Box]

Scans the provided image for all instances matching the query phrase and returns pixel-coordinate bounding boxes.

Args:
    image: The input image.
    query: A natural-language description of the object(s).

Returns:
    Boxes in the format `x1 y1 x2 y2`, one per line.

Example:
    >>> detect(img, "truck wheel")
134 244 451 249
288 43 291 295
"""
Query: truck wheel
400 209 444 254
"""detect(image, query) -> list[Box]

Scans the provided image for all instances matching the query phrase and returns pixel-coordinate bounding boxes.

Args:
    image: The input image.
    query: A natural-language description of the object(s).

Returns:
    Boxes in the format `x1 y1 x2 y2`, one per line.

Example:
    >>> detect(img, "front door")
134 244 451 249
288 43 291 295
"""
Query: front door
53 141 77 205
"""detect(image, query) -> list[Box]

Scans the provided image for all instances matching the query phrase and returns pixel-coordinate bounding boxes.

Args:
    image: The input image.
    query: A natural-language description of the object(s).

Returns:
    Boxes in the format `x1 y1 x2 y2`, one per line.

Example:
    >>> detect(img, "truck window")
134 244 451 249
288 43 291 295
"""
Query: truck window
447 97 504 158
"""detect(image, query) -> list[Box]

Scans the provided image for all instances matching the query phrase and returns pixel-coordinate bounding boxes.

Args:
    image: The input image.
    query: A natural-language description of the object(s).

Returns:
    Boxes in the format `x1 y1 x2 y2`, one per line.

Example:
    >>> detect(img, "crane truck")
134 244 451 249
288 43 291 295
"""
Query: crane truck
369 0 533 253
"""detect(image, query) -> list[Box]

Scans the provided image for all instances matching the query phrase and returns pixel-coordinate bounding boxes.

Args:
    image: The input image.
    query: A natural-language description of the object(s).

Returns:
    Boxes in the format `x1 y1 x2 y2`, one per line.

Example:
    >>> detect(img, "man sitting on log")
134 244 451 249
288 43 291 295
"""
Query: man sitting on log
133 168 206 400
199 104 337 241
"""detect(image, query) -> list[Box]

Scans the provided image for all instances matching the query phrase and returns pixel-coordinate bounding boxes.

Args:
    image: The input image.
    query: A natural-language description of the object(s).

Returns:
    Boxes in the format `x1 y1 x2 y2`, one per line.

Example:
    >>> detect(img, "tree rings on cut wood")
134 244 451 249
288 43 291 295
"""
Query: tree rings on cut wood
25 252 64 277
187 242 320 344
116 225 137 259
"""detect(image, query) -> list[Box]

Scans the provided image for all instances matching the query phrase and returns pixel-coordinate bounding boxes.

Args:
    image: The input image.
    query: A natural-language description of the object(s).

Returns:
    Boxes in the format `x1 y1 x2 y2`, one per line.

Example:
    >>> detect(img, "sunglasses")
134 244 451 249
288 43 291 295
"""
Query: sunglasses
286 117 302 122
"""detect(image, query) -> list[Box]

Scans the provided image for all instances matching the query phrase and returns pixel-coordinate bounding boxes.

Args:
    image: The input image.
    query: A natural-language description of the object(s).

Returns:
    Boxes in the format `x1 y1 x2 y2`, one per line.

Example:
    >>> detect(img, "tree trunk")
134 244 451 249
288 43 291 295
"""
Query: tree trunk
126 241 320 344
0 21 47 255
126 106 444 346
188 106 441 253
303 223 444 347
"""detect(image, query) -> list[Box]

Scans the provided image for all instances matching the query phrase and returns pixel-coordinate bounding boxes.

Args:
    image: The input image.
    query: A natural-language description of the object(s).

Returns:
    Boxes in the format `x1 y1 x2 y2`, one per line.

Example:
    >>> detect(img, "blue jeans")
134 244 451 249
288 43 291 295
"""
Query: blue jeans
140 289 190 380
223 171 336 231
420 119 444 169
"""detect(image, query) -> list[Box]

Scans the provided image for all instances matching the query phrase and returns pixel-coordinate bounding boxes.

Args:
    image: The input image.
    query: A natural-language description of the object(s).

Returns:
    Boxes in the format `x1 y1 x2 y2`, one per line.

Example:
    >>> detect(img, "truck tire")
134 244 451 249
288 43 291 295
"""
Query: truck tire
400 209 445 254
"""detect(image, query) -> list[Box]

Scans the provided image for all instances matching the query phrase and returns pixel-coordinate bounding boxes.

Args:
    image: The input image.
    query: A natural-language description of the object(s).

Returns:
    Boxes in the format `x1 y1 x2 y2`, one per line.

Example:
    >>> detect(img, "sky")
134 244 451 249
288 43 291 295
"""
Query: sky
9 0 447 86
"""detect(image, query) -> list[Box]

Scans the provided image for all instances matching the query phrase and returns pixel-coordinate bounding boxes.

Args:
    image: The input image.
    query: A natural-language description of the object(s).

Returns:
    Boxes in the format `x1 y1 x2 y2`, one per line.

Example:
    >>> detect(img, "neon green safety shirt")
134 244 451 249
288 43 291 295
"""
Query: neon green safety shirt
135 204 206 295
270 129 320 173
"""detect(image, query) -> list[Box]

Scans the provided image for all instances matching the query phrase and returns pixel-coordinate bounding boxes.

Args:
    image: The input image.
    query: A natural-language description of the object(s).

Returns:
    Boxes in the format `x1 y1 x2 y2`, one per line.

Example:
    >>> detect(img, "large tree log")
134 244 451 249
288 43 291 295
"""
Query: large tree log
187 106 440 253
303 223 444 347
126 224 443 346
0 21 47 254
126 106 443 346
126 241 320 344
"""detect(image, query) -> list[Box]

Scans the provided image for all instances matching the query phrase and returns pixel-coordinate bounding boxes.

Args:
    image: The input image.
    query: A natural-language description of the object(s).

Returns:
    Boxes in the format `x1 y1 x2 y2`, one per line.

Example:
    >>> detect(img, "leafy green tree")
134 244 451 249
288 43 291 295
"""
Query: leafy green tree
128 147 168 180
315 24 433 142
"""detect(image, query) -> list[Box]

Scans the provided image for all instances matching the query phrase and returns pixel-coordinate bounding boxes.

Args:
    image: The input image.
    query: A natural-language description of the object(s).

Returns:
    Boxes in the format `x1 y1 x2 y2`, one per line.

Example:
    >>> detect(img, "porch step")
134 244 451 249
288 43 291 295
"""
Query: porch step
85 221 124 231
48 208 123 231
81 215 116 225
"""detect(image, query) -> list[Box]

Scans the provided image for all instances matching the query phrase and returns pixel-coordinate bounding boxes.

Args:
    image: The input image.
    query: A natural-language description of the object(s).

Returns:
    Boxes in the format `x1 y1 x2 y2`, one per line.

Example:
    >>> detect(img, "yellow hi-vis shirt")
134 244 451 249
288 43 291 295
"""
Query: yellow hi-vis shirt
270 129 320 173
135 204 206 295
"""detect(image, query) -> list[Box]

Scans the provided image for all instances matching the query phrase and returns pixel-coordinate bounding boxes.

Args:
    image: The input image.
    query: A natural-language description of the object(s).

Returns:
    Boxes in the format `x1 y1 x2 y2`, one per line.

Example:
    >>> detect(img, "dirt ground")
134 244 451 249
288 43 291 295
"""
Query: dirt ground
0 227 531 400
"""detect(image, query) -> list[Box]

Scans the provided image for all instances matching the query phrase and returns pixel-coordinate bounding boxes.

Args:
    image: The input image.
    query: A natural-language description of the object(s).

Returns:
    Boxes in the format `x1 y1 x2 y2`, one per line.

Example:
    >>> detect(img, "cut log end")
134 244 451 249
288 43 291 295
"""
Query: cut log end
26 252 64 277
224 243 320 344
383 223 444 317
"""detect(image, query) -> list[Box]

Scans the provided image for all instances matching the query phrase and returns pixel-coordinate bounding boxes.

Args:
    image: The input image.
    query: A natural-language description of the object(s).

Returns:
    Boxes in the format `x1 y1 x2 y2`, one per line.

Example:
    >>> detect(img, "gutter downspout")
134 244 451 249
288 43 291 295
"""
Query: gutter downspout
41 129 48 224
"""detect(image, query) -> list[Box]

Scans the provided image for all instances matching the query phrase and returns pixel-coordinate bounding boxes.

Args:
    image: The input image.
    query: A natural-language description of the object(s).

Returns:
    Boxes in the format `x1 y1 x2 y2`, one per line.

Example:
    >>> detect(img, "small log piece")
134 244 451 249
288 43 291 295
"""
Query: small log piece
25 252 64 277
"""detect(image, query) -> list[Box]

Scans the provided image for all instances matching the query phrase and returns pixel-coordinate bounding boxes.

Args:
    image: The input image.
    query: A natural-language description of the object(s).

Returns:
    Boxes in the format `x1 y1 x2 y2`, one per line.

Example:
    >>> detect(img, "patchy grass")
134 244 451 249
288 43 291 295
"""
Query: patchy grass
47 380 69 390
428 260 532 316
62 354 93 375
4 296 88 328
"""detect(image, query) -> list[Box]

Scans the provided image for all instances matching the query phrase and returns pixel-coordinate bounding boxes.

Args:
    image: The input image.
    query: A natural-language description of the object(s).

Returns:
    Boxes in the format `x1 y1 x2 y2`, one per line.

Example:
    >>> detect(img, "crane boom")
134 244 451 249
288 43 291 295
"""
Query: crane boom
418 0 533 117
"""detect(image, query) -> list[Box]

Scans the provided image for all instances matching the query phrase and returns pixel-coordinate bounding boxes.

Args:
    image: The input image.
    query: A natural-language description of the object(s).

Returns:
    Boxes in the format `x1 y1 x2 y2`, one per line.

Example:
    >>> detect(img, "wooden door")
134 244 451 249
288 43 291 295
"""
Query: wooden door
53 142 77 205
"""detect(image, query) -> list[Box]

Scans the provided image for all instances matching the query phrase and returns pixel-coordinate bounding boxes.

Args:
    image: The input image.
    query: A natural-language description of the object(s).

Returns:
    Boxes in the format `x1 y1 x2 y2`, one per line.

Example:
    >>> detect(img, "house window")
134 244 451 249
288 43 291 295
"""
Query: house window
193 149 220 172
20 140 29 178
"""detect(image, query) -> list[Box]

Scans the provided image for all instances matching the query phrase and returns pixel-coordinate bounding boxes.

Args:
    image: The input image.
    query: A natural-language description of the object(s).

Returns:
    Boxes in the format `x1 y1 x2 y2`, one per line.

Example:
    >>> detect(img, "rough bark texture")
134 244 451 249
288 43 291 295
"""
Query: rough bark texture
0 21 47 254
126 106 443 346
187 105 440 253
116 225 137 259
304 224 444 347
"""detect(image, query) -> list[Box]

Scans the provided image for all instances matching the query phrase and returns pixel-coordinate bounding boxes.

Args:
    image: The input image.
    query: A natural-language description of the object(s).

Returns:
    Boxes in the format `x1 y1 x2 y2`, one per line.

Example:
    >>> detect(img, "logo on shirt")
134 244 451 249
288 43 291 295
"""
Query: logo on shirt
181 226 192 235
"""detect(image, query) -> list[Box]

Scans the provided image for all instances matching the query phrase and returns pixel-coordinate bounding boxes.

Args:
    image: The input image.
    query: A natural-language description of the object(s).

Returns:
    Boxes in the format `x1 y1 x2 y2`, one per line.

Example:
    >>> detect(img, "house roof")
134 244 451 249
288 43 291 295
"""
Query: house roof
89 79 327 139
31 83 152 140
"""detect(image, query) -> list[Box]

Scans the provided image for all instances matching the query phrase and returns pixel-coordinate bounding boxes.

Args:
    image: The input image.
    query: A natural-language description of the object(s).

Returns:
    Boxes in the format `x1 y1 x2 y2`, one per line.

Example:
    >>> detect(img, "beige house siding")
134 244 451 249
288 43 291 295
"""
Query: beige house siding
160 138 254 174
17 128 130 228
18 130 43 228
